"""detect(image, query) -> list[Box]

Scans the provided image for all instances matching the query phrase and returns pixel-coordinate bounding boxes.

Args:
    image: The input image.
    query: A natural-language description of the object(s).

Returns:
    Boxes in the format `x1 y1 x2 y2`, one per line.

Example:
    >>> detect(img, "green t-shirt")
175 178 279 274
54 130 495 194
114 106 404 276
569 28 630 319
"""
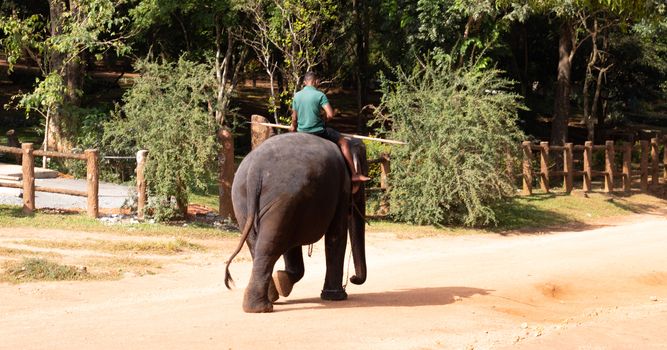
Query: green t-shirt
292 85 329 133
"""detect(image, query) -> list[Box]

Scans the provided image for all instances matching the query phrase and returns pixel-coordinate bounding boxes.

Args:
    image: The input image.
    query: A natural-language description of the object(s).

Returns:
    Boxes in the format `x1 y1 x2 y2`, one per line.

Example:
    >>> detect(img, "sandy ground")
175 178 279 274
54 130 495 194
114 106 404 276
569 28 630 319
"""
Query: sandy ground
1 214 666 350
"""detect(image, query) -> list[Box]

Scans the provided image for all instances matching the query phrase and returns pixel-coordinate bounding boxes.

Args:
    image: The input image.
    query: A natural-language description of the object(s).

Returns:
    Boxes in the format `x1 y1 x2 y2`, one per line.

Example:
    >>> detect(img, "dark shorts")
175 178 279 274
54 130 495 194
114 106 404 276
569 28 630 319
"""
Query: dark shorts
309 127 341 144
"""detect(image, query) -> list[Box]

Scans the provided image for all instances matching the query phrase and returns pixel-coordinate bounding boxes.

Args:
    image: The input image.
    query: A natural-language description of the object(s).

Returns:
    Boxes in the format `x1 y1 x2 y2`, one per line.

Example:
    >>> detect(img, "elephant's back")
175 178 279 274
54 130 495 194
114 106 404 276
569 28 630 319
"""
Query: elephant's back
232 133 349 226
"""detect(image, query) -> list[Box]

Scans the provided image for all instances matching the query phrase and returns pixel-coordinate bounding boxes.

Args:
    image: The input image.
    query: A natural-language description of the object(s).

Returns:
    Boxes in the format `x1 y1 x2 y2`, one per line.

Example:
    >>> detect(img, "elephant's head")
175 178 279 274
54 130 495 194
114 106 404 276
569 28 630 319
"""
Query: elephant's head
348 139 368 285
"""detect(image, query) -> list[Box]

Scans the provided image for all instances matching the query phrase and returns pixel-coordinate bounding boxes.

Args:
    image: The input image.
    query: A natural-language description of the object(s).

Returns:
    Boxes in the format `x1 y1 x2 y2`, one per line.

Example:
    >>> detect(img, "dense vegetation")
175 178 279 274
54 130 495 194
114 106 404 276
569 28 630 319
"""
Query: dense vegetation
1 0 666 225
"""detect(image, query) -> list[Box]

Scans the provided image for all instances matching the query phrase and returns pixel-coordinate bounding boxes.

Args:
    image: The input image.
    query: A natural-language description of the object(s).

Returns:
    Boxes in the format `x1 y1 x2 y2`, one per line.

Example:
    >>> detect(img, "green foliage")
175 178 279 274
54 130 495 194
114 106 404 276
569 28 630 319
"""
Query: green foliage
103 57 219 221
375 59 525 226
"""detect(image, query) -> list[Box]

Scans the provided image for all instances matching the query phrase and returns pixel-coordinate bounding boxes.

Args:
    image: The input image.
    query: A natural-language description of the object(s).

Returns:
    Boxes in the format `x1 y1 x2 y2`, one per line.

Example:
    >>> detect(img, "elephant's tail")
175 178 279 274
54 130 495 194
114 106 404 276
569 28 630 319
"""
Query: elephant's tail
224 213 254 289
224 172 261 289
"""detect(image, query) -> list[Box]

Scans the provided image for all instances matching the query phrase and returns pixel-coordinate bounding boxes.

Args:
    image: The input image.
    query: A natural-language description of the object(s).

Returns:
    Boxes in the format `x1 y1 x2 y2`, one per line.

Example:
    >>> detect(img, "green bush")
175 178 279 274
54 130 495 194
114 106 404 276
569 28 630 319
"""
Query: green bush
374 60 525 226
103 57 219 221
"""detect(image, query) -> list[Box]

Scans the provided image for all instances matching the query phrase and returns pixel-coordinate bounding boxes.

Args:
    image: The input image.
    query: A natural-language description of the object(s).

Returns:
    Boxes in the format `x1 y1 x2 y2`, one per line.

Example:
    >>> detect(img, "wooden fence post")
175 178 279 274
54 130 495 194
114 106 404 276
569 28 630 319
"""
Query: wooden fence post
136 150 148 219
564 143 573 193
85 149 99 218
21 143 35 214
622 142 632 194
540 142 550 193
521 141 533 195
604 141 615 193
663 136 667 181
640 140 649 192
651 137 659 188
583 141 593 192
251 114 274 149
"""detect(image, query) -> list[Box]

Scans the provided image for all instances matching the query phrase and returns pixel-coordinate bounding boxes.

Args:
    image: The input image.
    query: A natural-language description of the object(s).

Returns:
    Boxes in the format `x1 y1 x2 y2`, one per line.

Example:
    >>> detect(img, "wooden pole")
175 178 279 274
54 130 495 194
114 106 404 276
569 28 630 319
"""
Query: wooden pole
539 141 550 193
651 137 659 188
663 136 667 181
136 150 148 220
250 121 408 145
564 143 573 193
583 141 593 192
21 143 35 214
379 154 390 215
85 149 99 218
604 140 614 193
218 127 235 219
622 142 632 194
251 115 273 149
640 140 649 192
521 141 533 195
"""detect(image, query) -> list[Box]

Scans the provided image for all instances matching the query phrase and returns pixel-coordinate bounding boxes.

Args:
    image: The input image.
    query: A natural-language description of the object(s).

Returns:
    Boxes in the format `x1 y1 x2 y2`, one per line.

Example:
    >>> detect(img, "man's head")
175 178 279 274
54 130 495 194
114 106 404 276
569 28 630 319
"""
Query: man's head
303 71 319 86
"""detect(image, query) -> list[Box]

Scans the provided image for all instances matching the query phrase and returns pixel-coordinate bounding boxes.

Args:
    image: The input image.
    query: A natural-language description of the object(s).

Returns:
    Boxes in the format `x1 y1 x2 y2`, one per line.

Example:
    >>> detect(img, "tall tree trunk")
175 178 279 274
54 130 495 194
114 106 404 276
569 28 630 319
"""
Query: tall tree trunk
551 21 573 146
354 0 369 134
217 128 235 219
47 0 83 153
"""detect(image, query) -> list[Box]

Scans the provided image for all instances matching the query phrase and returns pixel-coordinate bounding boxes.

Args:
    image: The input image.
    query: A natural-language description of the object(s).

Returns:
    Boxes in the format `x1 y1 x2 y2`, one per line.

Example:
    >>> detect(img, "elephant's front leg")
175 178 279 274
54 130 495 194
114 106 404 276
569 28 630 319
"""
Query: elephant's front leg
244 253 280 313
320 213 349 301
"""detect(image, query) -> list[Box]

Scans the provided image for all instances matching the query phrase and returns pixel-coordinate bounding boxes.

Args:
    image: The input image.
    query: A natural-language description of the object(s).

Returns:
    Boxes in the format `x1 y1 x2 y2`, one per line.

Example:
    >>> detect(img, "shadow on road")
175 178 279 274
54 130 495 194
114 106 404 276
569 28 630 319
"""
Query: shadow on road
276 286 492 311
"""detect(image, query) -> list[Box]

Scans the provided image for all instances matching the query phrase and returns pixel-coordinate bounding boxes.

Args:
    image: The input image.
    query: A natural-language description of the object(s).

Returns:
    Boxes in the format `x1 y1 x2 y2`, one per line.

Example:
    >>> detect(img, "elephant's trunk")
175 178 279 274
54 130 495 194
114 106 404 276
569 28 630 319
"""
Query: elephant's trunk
349 188 367 284
349 141 367 285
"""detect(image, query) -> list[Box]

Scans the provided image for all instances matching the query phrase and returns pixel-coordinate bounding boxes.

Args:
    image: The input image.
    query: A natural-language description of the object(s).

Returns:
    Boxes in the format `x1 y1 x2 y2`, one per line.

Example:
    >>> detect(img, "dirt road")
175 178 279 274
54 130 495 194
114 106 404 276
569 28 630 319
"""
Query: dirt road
1 215 666 350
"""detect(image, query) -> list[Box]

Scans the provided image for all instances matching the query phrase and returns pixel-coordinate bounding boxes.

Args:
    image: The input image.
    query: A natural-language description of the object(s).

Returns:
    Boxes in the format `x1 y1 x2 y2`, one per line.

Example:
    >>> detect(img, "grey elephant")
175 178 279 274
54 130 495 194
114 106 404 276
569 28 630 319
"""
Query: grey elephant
225 132 368 313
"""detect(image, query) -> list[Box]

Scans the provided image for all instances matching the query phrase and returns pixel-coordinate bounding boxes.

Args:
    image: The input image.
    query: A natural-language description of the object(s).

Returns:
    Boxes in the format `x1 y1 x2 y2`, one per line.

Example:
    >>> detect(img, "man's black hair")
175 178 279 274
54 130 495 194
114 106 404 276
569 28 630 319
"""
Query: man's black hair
304 71 318 83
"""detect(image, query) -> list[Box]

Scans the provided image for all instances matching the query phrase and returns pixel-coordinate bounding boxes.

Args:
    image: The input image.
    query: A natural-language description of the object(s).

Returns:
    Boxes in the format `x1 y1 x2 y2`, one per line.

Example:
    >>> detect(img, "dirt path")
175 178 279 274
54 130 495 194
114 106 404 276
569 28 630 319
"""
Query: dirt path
1 214 666 350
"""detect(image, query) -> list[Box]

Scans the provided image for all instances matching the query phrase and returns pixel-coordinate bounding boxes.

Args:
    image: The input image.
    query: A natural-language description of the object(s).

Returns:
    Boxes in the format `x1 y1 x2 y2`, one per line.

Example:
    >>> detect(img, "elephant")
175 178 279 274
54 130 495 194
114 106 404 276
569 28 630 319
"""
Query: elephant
224 132 368 313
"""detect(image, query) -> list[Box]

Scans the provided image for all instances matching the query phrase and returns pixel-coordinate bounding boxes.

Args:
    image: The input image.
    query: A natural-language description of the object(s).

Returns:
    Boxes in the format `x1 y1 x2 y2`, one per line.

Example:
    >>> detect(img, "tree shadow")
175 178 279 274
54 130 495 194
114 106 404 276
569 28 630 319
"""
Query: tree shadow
274 286 492 312
0 204 33 218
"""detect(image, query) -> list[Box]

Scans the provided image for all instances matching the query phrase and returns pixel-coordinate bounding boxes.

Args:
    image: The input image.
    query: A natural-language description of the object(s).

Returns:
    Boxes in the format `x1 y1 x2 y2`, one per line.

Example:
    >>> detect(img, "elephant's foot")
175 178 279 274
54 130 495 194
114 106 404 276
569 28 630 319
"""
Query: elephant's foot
243 290 274 313
268 279 279 303
273 270 295 297
320 289 348 301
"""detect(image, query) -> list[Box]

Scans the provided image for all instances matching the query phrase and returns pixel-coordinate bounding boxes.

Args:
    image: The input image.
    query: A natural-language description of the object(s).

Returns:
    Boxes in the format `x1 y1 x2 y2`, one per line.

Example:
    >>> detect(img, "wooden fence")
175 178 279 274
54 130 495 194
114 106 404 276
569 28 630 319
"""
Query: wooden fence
0 143 99 217
521 137 666 195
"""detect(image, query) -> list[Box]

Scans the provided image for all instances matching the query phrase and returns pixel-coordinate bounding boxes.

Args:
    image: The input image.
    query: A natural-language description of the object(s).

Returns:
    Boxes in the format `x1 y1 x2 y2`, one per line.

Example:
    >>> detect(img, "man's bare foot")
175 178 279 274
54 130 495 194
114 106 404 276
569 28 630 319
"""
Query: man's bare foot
352 174 371 182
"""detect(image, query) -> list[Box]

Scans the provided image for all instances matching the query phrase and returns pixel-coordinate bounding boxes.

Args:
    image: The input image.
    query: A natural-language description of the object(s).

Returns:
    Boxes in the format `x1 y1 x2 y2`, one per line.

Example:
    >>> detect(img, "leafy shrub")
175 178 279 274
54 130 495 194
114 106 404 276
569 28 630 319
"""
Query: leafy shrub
374 60 525 226
103 57 219 220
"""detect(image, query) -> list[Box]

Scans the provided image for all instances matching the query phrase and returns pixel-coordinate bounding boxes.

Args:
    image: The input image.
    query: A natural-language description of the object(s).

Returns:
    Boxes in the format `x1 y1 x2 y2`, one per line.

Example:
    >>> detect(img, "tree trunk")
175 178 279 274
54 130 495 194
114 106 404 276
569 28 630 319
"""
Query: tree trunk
46 0 84 152
551 21 573 146
354 0 369 134
217 127 235 219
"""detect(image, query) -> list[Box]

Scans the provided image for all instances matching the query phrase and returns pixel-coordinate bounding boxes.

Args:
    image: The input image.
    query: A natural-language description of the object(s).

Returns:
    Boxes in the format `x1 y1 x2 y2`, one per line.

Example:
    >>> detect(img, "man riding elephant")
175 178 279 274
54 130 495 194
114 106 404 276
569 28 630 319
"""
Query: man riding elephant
290 71 370 185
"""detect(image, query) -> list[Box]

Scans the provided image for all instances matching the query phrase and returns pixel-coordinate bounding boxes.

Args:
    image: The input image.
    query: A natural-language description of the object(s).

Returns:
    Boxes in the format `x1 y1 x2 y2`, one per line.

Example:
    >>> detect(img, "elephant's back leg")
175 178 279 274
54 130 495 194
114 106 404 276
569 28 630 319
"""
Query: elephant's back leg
243 235 281 313
272 246 304 298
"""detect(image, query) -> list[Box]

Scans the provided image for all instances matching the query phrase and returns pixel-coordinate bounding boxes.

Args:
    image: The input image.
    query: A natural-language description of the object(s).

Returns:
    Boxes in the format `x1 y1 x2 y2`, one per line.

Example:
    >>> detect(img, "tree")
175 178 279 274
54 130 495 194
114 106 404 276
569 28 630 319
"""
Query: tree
130 0 247 218
0 0 130 153
104 58 219 220
239 0 344 120
374 59 525 226
512 0 654 144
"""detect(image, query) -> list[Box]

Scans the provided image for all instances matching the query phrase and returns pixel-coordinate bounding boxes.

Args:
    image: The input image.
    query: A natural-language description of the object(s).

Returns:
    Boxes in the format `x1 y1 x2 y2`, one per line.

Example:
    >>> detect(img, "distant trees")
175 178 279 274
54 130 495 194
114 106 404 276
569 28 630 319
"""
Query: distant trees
0 0 129 153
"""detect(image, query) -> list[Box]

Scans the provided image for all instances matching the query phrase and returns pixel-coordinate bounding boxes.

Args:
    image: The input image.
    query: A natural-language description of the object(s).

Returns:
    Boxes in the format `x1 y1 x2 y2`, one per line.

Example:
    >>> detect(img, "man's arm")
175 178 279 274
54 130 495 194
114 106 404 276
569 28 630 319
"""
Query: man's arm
323 103 335 122
290 109 298 132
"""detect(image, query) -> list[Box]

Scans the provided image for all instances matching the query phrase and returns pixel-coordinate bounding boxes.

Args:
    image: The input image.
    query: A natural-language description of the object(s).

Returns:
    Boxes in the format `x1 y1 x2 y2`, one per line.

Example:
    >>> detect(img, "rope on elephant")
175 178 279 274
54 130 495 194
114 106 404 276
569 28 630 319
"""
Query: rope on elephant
343 249 353 290
307 244 313 257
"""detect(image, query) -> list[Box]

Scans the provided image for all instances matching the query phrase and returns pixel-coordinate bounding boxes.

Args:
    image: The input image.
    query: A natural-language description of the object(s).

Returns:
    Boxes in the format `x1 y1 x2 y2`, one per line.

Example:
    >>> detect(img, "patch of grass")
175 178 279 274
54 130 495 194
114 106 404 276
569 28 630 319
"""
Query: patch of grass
1 258 89 283
368 192 667 237
0 205 237 239
17 238 205 255
492 192 663 231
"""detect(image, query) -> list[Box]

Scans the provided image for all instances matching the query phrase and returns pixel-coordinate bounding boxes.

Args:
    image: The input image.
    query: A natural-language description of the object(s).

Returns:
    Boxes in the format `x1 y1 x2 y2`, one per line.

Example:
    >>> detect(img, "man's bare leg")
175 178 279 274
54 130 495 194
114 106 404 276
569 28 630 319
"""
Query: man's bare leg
338 138 371 182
